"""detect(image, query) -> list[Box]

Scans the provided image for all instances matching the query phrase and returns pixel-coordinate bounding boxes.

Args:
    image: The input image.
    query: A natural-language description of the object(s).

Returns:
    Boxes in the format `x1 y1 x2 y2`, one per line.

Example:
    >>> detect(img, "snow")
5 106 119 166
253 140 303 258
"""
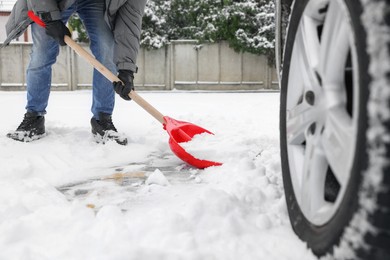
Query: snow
180 133 225 162
0 0 15 12
145 169 170 186
0 91 316 259
141 0 275 56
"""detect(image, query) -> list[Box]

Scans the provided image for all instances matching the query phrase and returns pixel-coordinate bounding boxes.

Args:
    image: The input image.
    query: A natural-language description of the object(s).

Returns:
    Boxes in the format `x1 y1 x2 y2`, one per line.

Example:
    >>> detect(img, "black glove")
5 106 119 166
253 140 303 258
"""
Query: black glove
45 20 71 46
113 70 134 101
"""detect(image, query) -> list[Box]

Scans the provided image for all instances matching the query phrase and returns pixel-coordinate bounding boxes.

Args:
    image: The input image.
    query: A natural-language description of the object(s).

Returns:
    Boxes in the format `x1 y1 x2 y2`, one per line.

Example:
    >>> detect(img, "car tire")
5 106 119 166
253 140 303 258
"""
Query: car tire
279 0 390 259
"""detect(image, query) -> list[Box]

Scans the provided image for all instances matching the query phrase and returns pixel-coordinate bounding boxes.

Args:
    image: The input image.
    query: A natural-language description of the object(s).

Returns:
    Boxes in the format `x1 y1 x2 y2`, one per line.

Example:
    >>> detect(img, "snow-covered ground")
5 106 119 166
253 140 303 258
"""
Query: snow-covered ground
0 91 317 260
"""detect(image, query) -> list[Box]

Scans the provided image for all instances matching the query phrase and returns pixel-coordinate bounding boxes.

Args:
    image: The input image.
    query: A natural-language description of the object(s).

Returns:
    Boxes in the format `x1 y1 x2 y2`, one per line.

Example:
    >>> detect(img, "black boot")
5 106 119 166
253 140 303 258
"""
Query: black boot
91 112 128 145
7 112 46 142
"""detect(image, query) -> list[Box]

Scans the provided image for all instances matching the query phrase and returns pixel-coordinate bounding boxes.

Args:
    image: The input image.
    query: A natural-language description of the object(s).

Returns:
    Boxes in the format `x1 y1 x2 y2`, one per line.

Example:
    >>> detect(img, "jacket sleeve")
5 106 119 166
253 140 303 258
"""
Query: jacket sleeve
28 0 62 21
112 0 147 72
5 0 29 38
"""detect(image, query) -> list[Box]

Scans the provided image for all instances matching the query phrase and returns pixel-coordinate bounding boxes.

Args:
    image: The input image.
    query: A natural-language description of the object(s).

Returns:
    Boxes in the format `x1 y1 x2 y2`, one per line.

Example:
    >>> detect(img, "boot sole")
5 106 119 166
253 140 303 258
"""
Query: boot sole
92 131 128 146
6 132 46 142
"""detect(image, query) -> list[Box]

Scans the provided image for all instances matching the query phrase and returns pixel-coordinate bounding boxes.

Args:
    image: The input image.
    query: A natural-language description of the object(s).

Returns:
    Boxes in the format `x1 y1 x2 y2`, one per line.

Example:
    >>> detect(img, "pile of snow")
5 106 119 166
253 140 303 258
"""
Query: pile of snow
180 131 258 164
0 91 316 259
145 169 170 186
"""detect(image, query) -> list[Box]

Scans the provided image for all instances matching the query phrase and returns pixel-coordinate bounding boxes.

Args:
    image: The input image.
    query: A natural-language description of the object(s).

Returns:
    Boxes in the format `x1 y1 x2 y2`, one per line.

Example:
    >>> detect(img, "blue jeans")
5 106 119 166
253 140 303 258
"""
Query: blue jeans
27 0 116 120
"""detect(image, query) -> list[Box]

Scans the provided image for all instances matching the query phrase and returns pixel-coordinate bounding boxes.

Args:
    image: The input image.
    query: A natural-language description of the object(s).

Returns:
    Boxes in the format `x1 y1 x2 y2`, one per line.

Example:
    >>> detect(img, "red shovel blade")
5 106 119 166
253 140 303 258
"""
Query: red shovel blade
163 116 222 169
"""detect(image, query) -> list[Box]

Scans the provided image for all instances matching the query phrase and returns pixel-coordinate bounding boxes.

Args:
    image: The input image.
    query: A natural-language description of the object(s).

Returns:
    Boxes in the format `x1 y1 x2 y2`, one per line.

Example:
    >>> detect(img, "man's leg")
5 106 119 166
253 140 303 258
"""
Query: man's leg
25 23 59 115
26 6 76 114
77 0 127 145
7 7 76 141
77 0 116 120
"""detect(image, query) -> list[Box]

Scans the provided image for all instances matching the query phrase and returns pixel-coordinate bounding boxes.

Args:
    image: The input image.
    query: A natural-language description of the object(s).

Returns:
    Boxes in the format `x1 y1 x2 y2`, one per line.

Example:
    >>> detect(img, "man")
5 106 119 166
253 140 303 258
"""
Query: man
5 0 147 145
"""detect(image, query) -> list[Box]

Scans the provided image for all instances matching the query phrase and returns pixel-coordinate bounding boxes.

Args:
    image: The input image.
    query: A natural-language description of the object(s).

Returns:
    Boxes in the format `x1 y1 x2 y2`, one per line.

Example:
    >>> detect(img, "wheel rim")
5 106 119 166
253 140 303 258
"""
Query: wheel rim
285 0 360 225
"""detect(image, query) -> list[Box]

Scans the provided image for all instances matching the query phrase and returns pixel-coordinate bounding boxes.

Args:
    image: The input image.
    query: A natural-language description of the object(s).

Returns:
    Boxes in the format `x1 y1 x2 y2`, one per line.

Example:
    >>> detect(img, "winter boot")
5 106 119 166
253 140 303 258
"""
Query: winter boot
7 112 46 142
91 112 128 145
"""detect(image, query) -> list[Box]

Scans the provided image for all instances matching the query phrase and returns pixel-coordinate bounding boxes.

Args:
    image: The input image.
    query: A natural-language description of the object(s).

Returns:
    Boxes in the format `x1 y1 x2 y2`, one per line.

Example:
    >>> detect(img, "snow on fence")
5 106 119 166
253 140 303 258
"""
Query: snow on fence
0 40 279 91
0 1 15 12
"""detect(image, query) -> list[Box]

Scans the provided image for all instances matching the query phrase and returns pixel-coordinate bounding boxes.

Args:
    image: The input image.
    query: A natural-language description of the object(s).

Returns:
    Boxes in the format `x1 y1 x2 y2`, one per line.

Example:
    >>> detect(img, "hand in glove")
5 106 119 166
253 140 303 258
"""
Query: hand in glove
113 70 134 101
45 20 71 46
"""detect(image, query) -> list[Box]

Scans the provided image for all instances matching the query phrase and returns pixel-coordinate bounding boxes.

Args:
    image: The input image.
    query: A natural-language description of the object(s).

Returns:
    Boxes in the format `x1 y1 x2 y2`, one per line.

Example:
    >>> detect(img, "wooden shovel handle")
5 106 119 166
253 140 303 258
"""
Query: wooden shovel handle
64 35 166 125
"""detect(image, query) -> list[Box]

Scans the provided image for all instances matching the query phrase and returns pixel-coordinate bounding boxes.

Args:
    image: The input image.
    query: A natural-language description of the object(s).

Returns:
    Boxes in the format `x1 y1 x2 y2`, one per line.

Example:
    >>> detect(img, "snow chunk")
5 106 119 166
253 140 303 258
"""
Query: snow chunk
145 169 170 186
180 132 223 162
180 131 265 165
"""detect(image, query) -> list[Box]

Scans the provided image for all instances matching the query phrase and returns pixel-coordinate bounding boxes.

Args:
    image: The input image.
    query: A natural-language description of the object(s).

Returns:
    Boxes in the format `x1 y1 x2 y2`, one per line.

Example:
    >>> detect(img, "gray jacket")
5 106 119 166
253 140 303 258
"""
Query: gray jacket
6 0 147 72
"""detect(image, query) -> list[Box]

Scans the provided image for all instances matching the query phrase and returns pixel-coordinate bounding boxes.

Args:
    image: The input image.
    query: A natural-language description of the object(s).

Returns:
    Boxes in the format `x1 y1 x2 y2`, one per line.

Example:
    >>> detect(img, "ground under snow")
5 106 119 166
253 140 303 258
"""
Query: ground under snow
0 91 317 260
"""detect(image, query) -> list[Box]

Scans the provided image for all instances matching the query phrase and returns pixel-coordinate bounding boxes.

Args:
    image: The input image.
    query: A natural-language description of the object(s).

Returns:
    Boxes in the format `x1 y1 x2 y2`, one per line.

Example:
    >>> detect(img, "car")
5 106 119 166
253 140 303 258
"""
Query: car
275 0 390 259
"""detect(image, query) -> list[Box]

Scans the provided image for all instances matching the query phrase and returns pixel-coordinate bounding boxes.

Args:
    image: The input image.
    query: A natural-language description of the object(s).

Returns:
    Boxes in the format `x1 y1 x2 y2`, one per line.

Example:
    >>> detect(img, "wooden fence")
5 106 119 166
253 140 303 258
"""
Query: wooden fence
0 40 278 91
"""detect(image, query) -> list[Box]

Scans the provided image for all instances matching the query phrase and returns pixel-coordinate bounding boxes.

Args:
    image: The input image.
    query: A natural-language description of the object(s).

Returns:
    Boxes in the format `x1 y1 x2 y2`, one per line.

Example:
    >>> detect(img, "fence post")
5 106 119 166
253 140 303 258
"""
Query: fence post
66 45 72 90
70 47 77 90
19 45 24 88
267 59 273 89
170 42 175 90
165 43 171 90
218 42 221 86
0 46 2 87
20 44 25 89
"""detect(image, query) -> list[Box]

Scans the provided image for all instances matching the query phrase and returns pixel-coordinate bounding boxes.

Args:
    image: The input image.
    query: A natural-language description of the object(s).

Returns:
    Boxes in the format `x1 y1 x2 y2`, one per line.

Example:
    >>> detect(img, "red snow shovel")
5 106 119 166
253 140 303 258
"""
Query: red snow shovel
28 12 222 169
